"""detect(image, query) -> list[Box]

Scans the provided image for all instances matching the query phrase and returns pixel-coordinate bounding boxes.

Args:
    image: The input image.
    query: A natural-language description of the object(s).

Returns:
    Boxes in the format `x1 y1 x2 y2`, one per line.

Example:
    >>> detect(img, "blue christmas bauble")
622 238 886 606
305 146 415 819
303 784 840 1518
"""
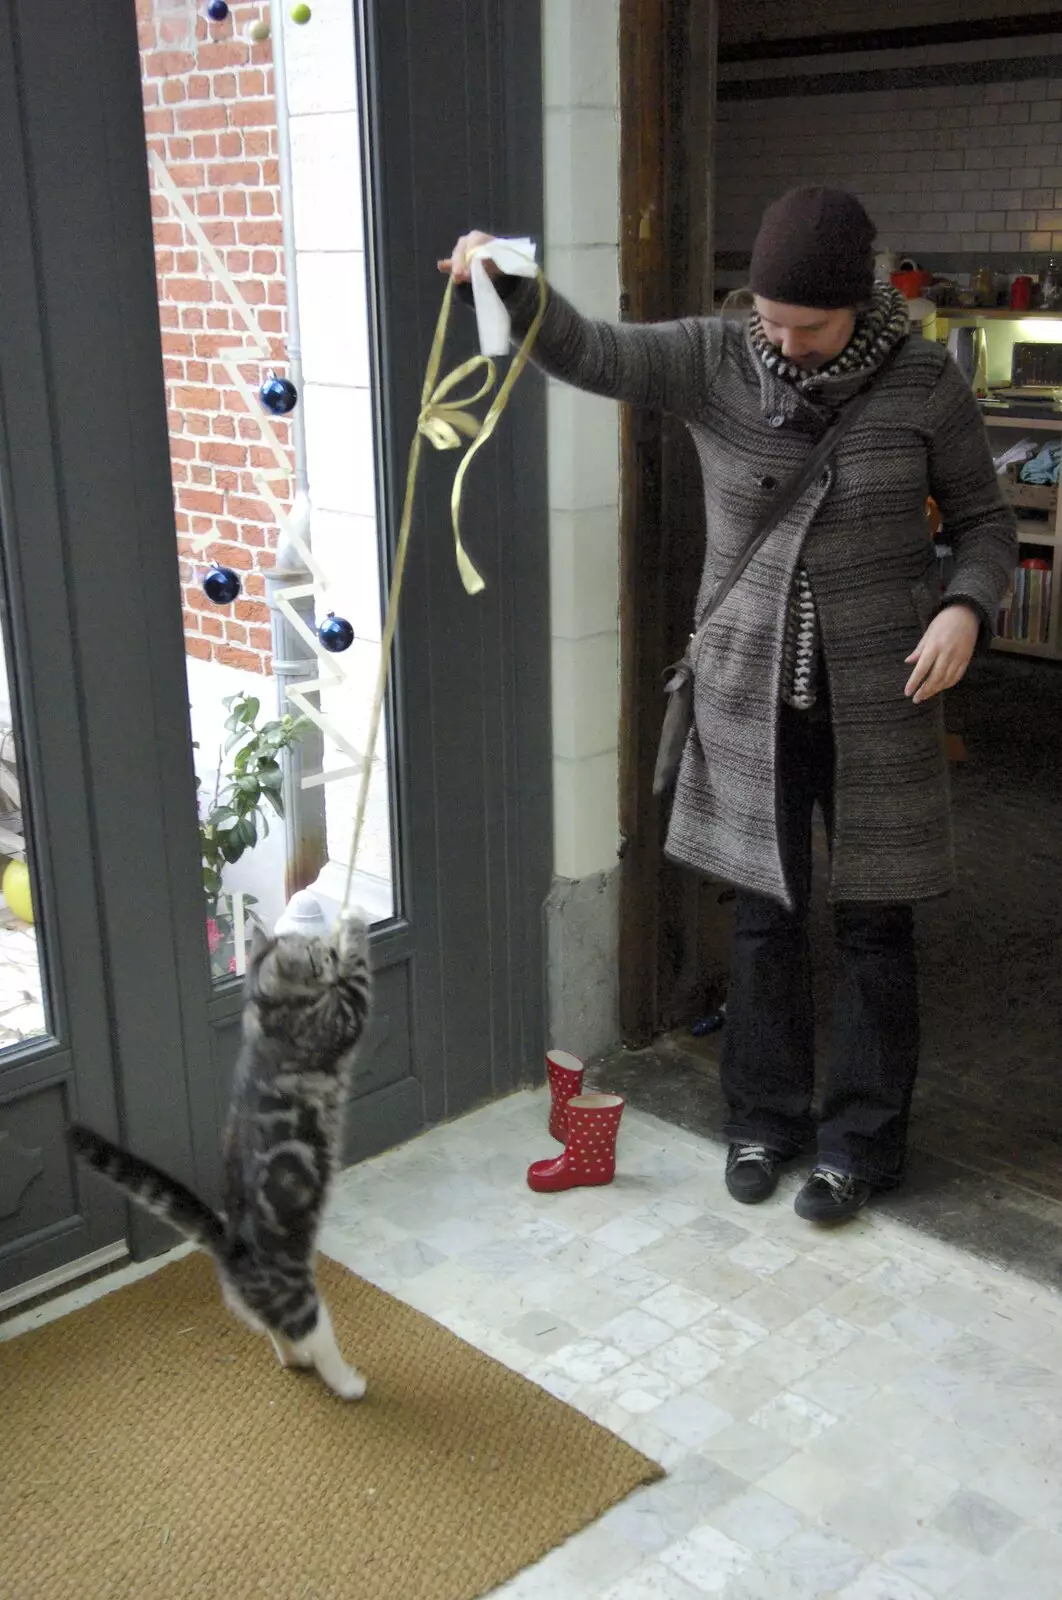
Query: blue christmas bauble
318 612 355 653
259 374 298 416
203 564 242 605
206 0 229 20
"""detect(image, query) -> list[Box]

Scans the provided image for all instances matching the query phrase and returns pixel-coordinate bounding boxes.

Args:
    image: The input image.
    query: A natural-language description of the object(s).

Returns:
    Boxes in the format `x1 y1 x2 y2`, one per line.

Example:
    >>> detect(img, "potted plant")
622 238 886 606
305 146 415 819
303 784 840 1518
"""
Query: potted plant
197 692 310 979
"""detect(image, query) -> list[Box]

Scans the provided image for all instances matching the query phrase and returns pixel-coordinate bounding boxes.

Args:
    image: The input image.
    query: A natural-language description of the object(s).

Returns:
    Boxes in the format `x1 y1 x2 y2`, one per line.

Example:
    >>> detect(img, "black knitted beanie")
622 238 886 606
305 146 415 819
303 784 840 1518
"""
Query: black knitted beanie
749 187 876 309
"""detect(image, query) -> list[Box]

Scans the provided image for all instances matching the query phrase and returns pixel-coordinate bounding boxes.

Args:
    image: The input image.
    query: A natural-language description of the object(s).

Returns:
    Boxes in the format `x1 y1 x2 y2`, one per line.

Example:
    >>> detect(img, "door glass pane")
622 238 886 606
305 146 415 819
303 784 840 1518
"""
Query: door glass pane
136 0 394 982
0 548 48 1047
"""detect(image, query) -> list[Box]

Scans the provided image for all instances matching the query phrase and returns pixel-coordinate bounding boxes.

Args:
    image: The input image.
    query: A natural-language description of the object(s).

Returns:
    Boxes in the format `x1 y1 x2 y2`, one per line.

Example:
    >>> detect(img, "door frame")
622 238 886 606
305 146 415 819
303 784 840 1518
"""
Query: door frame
618 0 722 1047
2 0 226 1266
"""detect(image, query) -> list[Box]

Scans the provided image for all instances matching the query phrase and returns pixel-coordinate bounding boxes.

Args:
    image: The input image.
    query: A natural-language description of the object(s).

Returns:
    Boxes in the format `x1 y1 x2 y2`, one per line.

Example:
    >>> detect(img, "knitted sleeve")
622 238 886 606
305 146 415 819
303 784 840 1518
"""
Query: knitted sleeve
925 358 1017 636
488 275 723 419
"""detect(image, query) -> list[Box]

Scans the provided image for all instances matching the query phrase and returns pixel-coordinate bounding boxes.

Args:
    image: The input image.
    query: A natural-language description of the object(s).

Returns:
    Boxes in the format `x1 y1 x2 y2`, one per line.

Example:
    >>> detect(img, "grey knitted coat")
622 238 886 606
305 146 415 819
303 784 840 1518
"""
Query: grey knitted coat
502 279 1017 907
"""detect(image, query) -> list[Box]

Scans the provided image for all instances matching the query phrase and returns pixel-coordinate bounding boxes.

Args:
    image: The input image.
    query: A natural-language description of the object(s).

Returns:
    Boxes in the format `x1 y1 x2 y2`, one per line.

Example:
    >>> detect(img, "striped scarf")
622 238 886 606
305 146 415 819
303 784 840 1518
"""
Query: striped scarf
749 283 910 711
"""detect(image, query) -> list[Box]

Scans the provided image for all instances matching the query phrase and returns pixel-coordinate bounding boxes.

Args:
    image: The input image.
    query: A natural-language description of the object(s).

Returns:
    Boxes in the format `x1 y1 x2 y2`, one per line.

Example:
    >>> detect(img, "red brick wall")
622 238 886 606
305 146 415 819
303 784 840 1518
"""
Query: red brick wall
137 0 290 674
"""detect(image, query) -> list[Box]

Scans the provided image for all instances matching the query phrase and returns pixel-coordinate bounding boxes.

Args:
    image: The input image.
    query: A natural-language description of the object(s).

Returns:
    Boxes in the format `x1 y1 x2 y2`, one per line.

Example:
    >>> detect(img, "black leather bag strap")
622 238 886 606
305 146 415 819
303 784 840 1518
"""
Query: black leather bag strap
650 342 904 798
702 341 904 627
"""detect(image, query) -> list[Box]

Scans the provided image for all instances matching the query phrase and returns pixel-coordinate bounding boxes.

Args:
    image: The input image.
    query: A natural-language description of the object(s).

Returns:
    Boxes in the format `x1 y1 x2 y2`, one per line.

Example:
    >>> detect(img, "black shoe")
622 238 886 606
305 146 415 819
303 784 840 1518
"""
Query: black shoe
725 1142 783 1204
794 1166 873 1224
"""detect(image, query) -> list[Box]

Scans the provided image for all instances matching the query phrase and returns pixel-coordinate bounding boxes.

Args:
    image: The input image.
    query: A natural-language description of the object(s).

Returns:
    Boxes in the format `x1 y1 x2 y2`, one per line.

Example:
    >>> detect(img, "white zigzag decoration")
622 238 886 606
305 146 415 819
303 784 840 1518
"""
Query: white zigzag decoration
149 149 371 791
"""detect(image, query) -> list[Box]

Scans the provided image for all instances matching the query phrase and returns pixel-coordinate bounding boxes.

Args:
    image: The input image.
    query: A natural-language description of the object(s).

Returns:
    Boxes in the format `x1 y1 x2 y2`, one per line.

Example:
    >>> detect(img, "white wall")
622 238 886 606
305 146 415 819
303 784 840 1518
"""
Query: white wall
284 5 394 917
543 0 622 882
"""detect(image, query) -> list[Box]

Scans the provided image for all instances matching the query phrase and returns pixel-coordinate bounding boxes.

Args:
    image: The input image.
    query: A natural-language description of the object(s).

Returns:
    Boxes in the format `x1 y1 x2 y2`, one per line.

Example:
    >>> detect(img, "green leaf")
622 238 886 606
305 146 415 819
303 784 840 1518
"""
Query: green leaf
200 690 309 876
220 832 245 865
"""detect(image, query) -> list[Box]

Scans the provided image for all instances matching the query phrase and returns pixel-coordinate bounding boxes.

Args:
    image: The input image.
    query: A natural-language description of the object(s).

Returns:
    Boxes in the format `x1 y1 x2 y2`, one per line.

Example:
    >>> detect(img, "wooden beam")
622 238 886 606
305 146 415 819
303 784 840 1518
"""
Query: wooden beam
720 10 1062 64
618 0 668 1047
618 0 719 1047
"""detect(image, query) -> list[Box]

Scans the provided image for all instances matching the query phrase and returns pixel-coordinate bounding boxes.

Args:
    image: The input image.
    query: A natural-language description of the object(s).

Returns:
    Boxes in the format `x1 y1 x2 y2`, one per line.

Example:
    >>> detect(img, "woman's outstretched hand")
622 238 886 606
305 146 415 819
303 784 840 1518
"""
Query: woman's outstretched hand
437 231 500 284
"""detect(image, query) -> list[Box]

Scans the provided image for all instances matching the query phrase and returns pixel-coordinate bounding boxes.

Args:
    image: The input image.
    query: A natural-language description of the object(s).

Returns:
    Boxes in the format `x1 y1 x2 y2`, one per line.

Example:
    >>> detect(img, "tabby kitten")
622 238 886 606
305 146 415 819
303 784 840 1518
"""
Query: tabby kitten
68 908 372 1400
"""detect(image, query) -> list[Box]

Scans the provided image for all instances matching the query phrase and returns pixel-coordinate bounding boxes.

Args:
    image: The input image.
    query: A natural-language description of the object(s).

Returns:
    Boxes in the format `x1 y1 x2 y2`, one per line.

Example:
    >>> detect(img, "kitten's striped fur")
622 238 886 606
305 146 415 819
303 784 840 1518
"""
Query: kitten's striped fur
69 908 372 1399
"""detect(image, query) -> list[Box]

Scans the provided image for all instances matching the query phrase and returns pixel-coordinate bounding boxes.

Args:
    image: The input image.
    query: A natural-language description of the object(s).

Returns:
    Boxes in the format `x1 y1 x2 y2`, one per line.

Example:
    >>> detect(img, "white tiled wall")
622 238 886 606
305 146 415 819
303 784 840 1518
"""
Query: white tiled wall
286 1 624 896
717 47 1062 265
543 0 622 882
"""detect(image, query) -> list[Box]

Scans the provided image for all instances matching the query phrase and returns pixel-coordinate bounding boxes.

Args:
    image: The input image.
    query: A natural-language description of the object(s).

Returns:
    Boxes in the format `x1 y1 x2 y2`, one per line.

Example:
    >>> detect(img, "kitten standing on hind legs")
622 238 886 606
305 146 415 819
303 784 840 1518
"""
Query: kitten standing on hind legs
69 907 372 1401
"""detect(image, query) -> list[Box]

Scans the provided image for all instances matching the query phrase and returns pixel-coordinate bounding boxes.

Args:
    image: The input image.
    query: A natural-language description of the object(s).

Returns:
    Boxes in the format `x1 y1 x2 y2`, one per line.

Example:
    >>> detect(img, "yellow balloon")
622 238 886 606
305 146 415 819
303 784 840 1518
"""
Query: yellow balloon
3 859 33 924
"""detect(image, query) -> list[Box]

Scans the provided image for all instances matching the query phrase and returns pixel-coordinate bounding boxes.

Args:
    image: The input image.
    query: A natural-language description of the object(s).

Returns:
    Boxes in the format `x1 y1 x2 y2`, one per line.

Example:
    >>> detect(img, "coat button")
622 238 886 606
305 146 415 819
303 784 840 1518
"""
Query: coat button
759 474 777 490
769 414 785 428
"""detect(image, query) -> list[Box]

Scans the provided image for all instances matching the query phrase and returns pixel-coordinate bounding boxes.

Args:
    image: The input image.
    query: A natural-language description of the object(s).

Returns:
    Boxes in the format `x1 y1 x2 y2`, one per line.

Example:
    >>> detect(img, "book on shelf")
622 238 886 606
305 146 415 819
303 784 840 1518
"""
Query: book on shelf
997 562 1052 644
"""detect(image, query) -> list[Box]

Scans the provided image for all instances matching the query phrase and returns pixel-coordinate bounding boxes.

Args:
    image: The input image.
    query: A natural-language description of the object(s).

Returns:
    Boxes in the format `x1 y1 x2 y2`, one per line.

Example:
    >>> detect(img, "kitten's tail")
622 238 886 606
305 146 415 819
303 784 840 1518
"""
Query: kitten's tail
68 1124 225 1252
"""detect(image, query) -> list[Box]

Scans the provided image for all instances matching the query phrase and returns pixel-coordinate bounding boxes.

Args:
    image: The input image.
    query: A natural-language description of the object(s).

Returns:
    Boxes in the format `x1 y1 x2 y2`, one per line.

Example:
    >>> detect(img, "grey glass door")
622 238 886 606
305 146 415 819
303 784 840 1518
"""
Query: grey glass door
0 0 550 1300
0 5 127 1293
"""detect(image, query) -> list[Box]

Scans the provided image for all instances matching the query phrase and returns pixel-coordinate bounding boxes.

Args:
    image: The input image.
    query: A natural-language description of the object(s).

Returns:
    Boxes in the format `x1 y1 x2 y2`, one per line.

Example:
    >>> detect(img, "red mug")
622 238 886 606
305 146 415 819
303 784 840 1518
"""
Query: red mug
1010 275 1033 311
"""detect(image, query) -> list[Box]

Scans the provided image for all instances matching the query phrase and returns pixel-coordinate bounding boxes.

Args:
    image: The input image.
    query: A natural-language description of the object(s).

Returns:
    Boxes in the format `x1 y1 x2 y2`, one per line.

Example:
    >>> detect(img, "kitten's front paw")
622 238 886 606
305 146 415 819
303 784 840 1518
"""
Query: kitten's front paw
332 1366 367 1401
335 907 369 956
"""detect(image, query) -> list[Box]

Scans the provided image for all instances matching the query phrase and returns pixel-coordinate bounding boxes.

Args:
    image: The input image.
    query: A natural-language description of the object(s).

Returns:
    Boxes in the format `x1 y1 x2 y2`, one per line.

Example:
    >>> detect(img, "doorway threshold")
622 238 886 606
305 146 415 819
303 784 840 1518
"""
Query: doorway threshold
0 1240 127 1318
589 1036 1062 1295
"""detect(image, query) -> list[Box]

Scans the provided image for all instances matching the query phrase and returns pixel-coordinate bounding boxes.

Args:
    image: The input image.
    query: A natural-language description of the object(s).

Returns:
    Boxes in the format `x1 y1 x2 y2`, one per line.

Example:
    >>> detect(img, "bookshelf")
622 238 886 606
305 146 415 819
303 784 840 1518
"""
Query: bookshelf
977 415 1062 661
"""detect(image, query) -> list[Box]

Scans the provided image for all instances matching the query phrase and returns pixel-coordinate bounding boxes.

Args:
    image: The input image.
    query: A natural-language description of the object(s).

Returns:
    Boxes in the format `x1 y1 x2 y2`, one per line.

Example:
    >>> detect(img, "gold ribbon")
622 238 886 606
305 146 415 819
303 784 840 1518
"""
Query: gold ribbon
342 266 548 906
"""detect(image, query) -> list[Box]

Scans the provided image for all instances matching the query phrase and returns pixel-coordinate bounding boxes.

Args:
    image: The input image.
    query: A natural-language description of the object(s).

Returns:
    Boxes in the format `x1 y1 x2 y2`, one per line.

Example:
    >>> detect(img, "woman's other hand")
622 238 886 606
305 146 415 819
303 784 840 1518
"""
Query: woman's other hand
904 604 979 703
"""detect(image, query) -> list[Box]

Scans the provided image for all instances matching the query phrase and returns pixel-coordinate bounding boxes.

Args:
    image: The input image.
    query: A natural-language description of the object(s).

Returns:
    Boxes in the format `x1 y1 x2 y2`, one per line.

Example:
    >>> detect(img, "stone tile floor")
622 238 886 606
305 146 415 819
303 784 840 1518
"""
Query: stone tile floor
7 1089 1062 1598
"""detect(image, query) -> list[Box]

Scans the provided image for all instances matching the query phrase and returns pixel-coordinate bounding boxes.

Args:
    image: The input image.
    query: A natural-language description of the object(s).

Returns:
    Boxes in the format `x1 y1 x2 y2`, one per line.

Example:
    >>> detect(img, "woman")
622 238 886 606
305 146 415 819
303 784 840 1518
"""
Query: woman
442 188 1016 1223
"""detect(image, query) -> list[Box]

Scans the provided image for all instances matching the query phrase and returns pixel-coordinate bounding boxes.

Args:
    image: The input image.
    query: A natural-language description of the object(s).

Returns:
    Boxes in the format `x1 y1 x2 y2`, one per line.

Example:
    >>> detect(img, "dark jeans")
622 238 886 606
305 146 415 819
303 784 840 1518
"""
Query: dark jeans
721 701 920 1186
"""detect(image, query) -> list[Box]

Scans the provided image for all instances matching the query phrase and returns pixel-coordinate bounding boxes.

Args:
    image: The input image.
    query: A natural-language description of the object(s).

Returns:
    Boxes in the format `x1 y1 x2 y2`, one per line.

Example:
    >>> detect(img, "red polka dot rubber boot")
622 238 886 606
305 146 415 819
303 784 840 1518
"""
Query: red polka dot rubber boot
527 1093 625 1193
546 1048 586 1143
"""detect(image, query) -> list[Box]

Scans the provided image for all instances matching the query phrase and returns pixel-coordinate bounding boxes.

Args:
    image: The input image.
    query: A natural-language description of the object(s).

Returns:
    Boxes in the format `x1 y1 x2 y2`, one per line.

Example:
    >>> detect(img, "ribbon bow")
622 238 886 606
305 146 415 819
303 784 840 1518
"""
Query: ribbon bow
417 357 496 453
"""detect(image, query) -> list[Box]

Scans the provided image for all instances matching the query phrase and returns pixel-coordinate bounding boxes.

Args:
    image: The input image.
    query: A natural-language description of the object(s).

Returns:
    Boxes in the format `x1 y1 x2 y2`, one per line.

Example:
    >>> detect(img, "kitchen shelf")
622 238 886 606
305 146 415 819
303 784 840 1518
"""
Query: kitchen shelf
992 636 1057 658
980 409 1062 430
983 414 1062 661
1015 529 1058 545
